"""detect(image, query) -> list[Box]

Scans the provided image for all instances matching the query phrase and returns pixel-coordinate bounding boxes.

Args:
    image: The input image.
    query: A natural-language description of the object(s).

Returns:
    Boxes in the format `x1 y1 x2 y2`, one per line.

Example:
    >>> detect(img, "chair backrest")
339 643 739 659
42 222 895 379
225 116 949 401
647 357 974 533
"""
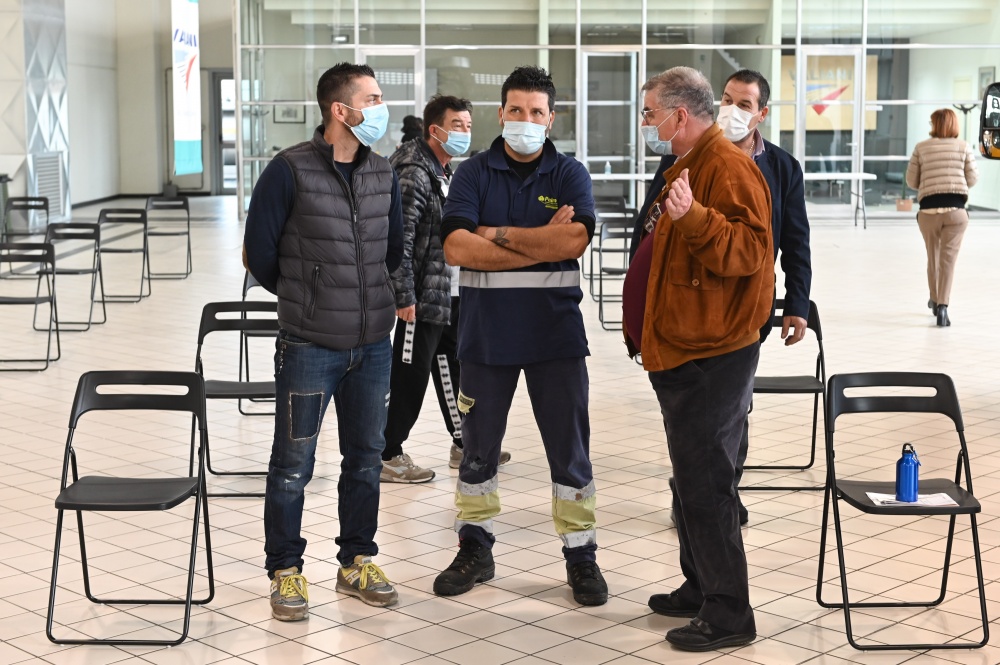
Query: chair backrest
197 300 280 347
599 219 633 243
45 222 100 244
595 196 626 216
68 370 207 430
5 196 48 215
242 270 264 299
98 208 147 226
145 196 190 214
768 299 823 340
0 242 55 269
826 372 964 435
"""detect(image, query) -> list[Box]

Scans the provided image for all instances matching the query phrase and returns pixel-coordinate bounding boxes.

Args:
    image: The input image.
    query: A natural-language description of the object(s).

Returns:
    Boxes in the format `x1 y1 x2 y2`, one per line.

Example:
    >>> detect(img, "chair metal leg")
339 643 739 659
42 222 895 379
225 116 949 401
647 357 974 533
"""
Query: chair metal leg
148 218 193 279
192 415 267 498
740 393 824 492
238 331 275 417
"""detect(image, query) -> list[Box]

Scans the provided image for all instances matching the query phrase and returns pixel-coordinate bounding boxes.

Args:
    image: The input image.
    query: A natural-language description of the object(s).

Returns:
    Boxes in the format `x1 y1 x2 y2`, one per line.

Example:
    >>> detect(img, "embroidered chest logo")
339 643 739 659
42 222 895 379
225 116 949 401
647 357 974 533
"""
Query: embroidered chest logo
537 195 559 210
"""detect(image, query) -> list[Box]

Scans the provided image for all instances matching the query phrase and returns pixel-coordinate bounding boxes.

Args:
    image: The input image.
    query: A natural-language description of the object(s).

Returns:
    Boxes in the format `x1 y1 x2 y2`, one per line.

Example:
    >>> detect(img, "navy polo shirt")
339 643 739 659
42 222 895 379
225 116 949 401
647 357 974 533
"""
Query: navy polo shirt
442 136 596 365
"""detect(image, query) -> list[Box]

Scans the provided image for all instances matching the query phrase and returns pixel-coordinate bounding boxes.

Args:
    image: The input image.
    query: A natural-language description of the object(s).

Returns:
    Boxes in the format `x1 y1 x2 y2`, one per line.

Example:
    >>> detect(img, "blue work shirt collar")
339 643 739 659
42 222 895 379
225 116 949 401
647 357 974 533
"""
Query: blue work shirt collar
487 134 559 175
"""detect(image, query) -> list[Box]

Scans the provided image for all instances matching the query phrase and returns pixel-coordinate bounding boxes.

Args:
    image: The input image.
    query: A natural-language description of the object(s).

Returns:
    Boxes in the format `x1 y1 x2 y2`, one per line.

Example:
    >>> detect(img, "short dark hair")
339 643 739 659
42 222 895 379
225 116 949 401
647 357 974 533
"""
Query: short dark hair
725 69 771 110
317 62 376 126
422 95 473 139
501 66 556 113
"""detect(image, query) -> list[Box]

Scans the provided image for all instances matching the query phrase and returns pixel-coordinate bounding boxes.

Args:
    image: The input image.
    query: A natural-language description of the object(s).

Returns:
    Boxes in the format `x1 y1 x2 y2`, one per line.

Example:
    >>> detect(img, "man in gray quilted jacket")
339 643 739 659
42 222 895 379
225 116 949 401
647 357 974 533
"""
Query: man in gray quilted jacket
381 95 511 482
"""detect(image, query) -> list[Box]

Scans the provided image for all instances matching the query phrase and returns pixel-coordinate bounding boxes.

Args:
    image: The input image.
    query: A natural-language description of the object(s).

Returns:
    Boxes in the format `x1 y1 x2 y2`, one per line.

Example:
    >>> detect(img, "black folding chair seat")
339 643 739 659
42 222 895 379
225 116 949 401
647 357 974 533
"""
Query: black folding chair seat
815 371 989 651
56 476 200 512
205 378 275 400
753 375 824 393
835 478 980 516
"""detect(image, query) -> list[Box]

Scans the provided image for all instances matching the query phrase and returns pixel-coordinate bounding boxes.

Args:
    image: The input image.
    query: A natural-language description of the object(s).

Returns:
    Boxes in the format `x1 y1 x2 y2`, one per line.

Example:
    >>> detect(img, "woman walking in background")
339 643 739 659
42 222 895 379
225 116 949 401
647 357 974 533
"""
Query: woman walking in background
906 108 979 327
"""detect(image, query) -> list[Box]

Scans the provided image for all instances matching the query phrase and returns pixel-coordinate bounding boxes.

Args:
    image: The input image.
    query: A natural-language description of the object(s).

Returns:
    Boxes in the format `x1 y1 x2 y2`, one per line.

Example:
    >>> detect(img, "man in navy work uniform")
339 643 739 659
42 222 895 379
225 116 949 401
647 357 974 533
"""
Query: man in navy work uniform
432 66 609 606
630 69 812 529
244 62 404 621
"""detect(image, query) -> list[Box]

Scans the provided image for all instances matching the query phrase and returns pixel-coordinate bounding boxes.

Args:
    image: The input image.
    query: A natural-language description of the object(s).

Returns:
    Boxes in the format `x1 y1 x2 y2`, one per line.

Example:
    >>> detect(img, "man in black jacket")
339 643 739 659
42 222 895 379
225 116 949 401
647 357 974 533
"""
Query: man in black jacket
631 69 812 528
381 95 512 482
244 63 404 620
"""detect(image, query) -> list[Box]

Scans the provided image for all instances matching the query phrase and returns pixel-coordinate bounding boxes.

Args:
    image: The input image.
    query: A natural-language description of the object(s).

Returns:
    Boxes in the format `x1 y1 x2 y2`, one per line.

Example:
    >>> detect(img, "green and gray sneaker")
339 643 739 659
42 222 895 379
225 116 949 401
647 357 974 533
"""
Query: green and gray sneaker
336 555 398 607
269 567 309 621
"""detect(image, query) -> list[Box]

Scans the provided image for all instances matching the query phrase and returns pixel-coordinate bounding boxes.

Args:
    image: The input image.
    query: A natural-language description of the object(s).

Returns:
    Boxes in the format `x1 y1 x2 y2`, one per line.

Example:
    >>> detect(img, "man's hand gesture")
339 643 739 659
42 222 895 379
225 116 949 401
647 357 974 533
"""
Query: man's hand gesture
665 168 693 220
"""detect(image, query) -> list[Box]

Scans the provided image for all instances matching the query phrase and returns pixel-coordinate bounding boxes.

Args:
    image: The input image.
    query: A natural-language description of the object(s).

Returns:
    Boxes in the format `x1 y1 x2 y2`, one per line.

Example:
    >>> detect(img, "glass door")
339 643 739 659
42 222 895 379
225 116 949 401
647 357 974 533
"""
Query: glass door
213 72 237 195
359 48 422 158
793 47 872 205
579 50 638 206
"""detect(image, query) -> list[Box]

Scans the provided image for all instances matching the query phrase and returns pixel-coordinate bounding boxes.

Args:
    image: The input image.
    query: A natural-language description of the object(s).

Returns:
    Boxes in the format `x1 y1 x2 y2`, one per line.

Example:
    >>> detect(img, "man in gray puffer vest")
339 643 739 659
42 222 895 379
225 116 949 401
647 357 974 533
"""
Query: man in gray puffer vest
381 95 514 483
244 62 404 621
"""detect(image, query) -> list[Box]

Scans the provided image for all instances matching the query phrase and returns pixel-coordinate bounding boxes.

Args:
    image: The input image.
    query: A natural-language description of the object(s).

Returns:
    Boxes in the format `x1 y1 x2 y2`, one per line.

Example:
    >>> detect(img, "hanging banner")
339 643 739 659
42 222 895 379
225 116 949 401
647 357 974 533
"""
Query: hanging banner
172 0 202 176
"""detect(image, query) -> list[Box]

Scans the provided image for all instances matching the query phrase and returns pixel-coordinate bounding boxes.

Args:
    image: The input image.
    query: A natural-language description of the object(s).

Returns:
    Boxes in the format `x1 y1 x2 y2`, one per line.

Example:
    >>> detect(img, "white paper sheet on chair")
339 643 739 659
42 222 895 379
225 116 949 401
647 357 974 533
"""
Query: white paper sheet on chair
865 492 959 507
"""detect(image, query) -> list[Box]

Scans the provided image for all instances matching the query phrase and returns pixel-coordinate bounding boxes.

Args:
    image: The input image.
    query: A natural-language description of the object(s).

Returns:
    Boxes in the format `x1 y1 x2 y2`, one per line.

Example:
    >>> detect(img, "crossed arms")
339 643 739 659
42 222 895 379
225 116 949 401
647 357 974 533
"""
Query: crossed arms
443 204 591 270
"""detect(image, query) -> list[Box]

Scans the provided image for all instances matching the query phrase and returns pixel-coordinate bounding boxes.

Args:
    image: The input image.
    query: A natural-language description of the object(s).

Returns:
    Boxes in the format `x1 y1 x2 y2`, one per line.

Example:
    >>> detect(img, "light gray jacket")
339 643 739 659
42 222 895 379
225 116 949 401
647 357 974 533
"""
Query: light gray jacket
906 137 979 202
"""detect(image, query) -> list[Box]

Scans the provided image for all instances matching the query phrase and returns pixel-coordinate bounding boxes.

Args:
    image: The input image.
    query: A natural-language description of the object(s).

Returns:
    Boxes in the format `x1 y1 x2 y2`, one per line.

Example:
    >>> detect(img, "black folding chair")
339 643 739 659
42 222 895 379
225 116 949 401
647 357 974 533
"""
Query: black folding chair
596 219 633 330
98 208 151 302
145 195 193 279
587 196 626 297
46 371 214 646
741 300 826 492
0 242 60 370
34 223 107 332
816 372 989 651
239 271 277 416
193 300 279 498
1 196 50 278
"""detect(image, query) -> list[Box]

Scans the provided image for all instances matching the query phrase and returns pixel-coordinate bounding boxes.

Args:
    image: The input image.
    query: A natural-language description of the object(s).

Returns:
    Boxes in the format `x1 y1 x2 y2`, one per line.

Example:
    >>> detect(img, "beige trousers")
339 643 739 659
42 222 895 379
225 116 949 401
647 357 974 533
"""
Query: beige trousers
916 208 969 306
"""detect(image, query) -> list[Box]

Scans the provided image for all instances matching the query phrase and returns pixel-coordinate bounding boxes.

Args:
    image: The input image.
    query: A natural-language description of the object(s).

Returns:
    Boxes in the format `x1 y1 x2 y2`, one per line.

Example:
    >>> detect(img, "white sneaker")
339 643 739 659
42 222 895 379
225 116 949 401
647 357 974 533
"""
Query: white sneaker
380 453 435 483
449 443 511 469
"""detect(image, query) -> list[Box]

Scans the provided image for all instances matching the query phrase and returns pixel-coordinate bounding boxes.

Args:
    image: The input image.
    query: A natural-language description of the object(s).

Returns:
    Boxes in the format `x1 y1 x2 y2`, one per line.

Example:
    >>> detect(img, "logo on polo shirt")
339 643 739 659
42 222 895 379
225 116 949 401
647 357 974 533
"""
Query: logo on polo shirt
537 195 558 210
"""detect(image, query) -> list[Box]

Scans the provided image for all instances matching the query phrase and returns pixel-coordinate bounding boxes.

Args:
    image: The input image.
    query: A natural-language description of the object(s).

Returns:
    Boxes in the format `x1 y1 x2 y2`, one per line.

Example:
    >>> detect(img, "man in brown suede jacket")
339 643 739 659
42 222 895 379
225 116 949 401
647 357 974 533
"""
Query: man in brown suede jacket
622 66 773 652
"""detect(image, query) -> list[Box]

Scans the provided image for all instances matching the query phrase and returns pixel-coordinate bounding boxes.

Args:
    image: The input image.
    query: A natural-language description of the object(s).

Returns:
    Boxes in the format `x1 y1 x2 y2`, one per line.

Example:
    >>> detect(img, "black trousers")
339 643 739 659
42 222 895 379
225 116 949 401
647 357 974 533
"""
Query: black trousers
648 343 759 634
383 297 462 460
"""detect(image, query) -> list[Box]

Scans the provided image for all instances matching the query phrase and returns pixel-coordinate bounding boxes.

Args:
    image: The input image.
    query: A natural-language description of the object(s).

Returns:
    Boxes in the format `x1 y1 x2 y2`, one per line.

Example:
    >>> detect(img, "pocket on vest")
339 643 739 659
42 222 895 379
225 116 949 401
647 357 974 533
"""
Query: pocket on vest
306 264 320 319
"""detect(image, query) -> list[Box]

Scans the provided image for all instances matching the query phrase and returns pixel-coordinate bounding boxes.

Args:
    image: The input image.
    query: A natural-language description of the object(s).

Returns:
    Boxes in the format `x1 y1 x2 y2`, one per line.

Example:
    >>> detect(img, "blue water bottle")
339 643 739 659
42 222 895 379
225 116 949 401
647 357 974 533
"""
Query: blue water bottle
895 443 920 502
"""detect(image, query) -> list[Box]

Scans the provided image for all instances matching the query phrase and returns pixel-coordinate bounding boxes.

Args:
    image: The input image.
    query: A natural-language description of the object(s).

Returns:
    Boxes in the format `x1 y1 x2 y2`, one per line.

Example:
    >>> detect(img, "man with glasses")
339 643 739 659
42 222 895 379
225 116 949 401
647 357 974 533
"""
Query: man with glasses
630 70 812 527
622 66 773 651
245 62 404 620
433 66 607 607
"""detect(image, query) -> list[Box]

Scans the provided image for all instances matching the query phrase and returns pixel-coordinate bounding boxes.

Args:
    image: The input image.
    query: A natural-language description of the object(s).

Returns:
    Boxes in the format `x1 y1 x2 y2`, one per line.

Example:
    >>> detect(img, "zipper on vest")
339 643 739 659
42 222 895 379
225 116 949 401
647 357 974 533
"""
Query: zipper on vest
351 205 368 345
307 265 320 318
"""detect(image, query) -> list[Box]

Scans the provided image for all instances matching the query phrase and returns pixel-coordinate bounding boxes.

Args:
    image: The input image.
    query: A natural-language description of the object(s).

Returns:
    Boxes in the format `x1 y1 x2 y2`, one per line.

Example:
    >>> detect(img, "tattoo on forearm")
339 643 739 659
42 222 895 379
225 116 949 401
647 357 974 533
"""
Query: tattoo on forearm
492 226 511 248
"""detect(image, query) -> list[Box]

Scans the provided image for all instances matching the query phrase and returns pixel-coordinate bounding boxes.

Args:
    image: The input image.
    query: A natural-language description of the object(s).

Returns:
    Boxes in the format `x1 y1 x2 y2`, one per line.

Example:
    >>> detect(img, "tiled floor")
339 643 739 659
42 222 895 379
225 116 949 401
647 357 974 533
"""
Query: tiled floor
2 196 999 664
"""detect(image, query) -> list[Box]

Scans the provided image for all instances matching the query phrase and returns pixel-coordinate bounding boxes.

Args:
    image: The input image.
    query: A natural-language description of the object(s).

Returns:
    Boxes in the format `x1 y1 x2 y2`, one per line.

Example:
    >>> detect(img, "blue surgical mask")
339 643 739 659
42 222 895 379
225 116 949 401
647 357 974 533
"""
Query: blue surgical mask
433 128 471 157
343 103 389 146
502 120 547 155
641 109 680 155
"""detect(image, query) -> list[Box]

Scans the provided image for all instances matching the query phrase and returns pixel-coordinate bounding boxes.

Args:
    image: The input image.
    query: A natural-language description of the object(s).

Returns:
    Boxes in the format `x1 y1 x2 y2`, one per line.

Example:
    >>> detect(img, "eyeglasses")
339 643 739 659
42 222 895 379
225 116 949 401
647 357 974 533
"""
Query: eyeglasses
640 107 662 123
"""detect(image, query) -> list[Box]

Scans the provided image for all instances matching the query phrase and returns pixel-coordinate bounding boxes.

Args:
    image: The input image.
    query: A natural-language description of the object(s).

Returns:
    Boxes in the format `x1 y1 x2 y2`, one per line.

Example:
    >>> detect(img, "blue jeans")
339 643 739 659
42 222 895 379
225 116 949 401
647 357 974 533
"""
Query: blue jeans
264 330 391 575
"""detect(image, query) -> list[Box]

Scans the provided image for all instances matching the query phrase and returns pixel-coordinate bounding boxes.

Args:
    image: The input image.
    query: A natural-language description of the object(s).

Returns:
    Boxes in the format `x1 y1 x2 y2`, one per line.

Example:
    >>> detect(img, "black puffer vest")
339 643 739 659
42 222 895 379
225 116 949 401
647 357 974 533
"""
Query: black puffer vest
276 128 396 350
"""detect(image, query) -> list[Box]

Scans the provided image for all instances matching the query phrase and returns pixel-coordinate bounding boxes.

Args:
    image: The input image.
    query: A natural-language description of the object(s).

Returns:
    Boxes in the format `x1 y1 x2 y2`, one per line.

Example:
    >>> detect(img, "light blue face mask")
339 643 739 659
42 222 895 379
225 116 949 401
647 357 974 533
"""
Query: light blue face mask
343 103 389 146
641 109 679 155
502 120 548 155
433 128 471 157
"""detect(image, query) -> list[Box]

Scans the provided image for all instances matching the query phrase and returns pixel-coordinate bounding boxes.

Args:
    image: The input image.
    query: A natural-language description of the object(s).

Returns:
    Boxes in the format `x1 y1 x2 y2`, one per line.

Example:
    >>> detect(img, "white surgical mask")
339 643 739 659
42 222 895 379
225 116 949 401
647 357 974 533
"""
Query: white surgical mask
717 104 757 143
641 110 680 155
502 121 548 155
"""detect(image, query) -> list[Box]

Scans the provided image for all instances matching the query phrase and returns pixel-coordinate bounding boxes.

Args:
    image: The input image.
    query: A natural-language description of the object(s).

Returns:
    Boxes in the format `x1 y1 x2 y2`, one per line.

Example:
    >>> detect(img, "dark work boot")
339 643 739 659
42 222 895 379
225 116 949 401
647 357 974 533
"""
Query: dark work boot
566 561 608 606
433 539 495 596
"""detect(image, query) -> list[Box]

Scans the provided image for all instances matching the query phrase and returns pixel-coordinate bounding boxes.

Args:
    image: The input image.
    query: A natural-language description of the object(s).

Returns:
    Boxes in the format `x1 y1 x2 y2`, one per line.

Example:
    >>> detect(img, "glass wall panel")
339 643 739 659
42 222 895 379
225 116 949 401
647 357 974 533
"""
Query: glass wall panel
801 0 863 43
581 0 641 46
241 48 356 103
648 3 780 47
867 0 990 44
240 0 354 46
359 0 419 45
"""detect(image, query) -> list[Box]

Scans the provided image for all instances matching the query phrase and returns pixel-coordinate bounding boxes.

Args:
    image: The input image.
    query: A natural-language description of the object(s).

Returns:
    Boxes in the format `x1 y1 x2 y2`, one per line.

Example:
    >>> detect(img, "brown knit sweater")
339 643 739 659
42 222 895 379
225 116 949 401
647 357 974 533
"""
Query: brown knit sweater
634 124 774 372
